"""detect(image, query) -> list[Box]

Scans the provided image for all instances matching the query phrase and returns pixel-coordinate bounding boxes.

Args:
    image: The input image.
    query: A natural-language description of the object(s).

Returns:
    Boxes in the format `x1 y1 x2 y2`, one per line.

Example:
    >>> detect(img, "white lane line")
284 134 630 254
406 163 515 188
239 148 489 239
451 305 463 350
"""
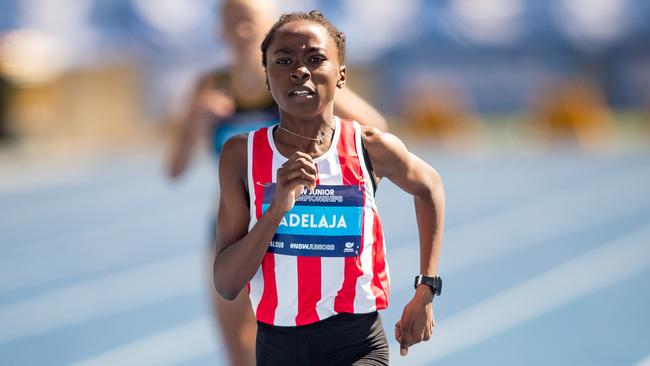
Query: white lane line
3 161 647 343
1 156 214 235
70 316 220 366
1 159 644 348
635 354 650 366
0 158 94 195
0 252 205 344
390 162 650 276
392 222 650 365
0 201 205 295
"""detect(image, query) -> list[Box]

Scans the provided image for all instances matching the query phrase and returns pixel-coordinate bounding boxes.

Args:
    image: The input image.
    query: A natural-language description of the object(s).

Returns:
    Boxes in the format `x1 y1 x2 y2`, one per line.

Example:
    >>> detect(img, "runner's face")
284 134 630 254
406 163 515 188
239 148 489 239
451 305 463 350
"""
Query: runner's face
265 21 345 119
221 3 268 53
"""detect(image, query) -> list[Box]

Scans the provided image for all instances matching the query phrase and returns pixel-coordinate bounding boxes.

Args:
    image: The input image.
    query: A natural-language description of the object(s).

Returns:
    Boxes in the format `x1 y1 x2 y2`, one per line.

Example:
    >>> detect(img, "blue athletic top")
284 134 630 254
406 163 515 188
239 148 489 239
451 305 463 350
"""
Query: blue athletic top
212 103 279 154
208 71 279 155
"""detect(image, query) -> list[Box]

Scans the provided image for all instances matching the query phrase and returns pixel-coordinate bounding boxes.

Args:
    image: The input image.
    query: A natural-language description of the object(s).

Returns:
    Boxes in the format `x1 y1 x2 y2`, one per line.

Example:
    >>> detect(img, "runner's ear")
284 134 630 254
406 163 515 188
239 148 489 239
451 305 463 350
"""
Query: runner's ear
337 65 346 89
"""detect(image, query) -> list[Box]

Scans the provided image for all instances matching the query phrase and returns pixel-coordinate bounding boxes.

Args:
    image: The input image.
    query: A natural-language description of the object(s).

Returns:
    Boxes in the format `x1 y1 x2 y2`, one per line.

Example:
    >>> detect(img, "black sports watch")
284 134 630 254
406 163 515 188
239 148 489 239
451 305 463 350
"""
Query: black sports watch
414 275 442 297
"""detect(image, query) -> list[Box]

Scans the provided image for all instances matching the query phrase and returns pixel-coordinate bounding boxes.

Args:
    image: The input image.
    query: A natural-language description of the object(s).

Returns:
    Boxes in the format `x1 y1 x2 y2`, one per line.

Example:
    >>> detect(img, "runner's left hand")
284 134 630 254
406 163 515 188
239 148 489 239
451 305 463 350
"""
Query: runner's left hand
394 286 435 356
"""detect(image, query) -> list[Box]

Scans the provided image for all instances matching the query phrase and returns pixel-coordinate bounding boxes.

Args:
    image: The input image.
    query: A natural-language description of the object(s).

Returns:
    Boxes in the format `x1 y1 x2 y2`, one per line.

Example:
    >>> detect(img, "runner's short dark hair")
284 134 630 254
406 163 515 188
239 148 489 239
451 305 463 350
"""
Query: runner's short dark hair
261 10 346 69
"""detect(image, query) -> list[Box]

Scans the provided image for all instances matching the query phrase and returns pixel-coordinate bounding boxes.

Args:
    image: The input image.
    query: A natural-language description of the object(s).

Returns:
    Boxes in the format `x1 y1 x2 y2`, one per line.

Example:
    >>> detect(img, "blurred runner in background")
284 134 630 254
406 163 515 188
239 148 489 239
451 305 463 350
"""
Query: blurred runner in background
166 1 387 365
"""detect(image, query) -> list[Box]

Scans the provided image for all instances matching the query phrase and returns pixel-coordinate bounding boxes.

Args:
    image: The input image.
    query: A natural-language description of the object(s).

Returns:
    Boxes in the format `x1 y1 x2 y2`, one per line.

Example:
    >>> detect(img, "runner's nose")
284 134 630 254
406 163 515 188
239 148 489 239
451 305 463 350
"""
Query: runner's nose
291 65 310 81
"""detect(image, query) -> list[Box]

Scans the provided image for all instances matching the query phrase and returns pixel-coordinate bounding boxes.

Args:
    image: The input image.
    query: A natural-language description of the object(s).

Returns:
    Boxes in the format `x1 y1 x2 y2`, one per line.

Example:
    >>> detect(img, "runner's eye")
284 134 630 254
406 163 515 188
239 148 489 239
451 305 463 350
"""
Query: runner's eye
309 56 325 64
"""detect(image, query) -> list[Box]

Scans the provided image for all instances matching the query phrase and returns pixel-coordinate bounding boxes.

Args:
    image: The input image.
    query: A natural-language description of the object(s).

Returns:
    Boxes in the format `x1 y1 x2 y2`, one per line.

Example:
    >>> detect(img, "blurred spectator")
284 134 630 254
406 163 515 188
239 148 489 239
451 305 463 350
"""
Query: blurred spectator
0 34 15 143
527 76 617 151
400 81 484 150
645 89 650 138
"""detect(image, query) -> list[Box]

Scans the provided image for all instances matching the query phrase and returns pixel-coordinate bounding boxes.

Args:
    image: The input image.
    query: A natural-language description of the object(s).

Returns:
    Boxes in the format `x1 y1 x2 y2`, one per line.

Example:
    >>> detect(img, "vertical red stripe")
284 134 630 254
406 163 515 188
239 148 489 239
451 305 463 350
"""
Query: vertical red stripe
296 167 322 325
334 121 366 314
253 128 271 220
371 211 389 309
296 256 321 324
257 254 277 324
252 128 278 324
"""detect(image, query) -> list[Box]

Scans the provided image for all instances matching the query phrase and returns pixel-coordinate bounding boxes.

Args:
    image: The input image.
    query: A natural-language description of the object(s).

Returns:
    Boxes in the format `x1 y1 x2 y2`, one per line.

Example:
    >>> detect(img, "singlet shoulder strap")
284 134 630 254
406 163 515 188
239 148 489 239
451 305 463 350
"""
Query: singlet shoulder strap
341 118 379 194
360 136 379 193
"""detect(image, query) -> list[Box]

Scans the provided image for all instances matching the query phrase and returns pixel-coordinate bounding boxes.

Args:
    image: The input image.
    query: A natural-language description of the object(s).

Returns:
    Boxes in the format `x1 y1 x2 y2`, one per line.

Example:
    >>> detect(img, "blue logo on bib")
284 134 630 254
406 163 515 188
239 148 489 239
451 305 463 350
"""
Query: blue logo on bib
262 184 364 257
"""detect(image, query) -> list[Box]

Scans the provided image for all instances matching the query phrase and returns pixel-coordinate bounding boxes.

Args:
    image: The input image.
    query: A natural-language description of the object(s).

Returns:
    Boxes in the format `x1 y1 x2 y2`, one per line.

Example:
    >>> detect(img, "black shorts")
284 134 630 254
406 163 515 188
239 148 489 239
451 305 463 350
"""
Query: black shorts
256 311 389 366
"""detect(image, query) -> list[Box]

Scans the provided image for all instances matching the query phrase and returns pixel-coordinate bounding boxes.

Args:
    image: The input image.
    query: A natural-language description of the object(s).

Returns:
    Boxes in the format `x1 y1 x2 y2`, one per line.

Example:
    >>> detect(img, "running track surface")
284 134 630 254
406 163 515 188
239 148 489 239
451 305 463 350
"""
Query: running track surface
1 145 649 366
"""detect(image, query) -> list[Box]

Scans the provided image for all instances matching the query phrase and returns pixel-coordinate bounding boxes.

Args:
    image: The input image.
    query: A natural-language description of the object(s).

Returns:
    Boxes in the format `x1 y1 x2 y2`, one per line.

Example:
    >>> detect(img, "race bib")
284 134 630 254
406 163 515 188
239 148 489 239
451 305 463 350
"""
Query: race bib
262 184 364 257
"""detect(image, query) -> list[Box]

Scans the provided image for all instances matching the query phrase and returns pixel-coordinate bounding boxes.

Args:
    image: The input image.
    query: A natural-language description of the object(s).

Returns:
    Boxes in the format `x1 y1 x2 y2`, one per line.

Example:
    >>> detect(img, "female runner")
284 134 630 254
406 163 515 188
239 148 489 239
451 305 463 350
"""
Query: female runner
214 11 444 365
168 2 387 365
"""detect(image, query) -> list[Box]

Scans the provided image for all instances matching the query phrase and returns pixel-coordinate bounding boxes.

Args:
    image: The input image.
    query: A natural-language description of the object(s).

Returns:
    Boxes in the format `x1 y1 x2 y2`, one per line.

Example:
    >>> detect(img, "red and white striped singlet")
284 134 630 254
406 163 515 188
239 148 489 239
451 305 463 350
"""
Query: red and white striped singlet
246 117 390 326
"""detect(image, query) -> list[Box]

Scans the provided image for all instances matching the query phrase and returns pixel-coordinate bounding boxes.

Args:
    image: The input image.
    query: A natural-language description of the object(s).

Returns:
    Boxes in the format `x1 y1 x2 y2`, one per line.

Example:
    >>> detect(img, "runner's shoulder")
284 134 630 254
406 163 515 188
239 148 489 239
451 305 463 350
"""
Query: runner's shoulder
220 133 248 168
360 125 405 154
360 125 409 178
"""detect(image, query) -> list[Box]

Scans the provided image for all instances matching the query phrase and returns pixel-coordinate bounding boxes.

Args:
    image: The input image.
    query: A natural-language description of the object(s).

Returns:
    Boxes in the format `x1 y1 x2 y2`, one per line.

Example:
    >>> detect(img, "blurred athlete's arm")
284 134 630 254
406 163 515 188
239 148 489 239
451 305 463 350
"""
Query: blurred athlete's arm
167 74 235 179
334 87 388 131
363 126 445 357
213 136 317 300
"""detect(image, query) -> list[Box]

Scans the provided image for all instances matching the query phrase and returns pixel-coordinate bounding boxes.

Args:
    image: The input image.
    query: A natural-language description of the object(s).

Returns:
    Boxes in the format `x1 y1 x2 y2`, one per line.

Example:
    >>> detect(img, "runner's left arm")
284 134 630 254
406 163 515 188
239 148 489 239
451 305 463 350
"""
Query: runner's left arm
363 127 445 357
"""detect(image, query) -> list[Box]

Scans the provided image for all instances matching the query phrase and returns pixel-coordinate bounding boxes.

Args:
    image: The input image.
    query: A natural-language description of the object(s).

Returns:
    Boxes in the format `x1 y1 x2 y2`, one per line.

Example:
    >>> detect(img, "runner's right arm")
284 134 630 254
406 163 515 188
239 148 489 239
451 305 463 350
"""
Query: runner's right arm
167 74 235 178
213 136 317 299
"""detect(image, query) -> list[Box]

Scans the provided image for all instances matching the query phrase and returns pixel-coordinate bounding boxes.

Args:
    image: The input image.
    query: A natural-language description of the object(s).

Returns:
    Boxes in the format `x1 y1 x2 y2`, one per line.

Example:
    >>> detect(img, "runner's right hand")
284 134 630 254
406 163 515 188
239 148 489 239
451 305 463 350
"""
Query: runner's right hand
195 89 236 122
272 152 317 213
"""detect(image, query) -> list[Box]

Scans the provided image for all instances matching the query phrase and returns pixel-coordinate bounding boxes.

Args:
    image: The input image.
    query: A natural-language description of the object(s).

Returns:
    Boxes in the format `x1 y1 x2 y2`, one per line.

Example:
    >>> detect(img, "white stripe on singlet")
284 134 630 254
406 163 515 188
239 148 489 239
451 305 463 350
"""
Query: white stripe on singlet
267 146 299 326
315 150 346 320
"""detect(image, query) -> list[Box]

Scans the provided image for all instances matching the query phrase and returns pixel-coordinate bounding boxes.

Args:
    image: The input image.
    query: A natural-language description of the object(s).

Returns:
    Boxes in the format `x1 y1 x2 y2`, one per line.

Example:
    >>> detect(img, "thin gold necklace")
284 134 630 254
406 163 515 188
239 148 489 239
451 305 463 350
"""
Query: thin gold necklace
277 122 334 146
